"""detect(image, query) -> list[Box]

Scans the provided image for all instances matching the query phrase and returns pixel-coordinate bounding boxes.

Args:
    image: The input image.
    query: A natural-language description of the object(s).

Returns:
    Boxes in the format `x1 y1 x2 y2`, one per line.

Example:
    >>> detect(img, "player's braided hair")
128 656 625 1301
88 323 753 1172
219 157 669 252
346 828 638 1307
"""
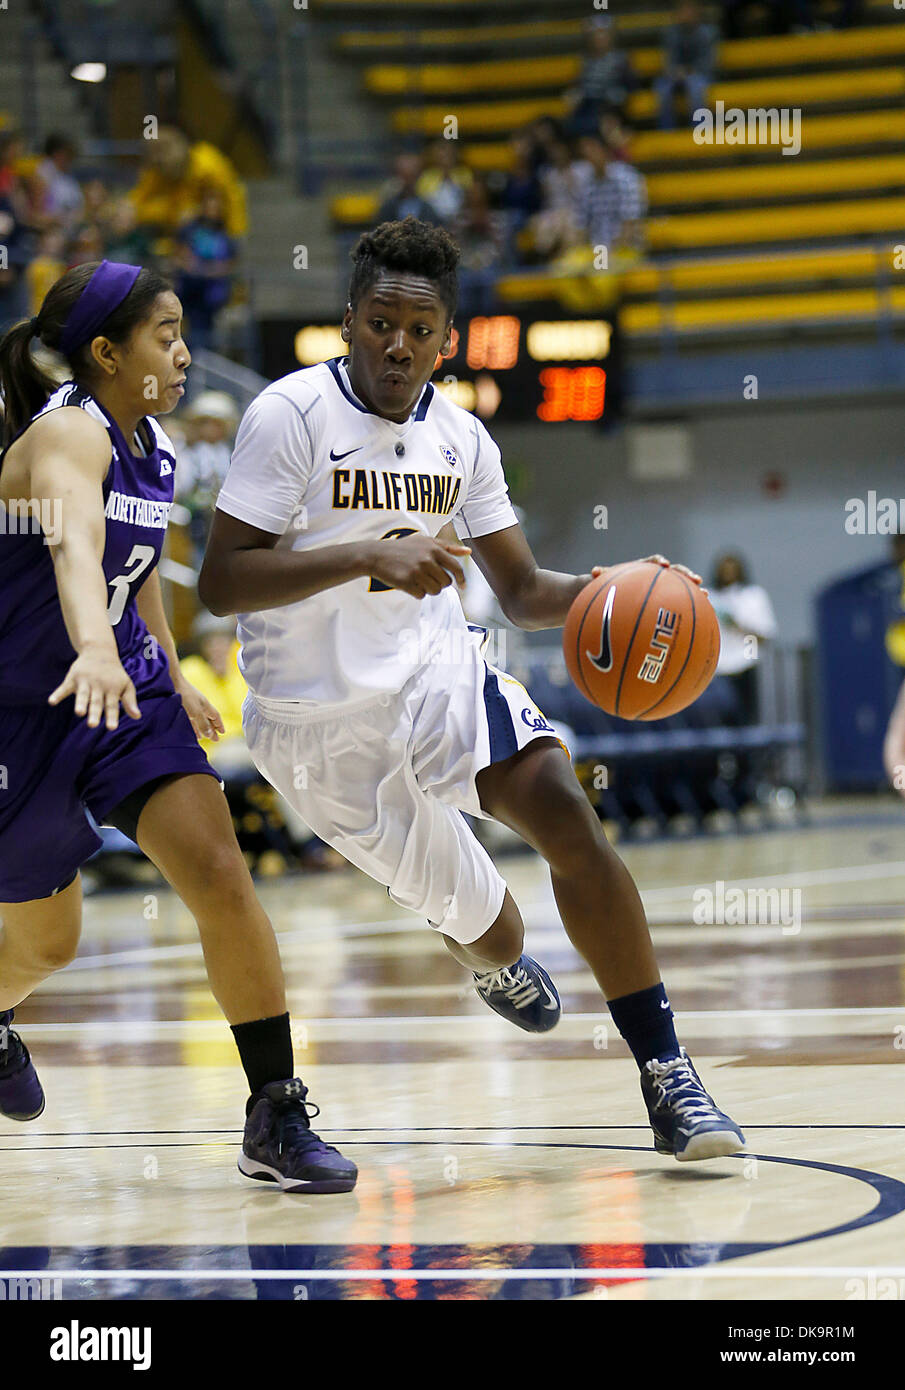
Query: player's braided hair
0 262 172 449
347 216 459 322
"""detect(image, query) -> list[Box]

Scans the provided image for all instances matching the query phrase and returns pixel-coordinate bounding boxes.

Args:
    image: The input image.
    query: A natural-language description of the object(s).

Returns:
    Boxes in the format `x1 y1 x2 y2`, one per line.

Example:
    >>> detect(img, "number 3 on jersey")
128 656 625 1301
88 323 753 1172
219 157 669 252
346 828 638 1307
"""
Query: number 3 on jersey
107 544 156 625
368 526 418 592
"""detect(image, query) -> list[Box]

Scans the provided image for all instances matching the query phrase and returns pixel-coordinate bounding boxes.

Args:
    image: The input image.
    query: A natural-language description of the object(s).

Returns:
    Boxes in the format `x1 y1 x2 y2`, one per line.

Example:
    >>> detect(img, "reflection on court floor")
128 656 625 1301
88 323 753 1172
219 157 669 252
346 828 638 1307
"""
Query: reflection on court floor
2 801 904 1300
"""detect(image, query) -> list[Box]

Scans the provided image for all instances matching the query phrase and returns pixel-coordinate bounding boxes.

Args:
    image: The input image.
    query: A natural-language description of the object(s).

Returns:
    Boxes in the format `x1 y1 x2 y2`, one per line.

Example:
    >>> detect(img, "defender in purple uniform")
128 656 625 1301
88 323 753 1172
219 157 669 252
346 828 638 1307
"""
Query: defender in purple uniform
0 261 356 1193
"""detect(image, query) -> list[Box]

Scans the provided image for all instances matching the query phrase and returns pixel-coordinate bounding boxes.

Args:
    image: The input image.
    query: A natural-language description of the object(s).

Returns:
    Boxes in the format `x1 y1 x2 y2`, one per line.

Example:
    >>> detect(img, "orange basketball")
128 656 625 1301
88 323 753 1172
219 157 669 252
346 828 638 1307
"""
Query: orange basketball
563 562 720 720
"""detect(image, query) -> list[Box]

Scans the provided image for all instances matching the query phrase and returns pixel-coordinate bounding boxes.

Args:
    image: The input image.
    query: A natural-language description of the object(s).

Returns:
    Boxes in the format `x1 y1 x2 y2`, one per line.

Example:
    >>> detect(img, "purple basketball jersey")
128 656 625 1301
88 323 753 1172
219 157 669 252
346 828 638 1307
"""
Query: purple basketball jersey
0 381 178 703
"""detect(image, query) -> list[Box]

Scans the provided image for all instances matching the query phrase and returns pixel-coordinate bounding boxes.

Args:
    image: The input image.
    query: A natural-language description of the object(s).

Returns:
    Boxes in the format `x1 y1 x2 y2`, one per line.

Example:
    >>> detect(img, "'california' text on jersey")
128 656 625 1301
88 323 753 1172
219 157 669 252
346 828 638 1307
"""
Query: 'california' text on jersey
216 355 518 708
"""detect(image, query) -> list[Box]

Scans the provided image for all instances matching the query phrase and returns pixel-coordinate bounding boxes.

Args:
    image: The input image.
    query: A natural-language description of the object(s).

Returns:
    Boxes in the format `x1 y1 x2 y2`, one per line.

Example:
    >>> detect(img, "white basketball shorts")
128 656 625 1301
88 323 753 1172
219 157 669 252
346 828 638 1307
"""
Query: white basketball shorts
242 624 570 945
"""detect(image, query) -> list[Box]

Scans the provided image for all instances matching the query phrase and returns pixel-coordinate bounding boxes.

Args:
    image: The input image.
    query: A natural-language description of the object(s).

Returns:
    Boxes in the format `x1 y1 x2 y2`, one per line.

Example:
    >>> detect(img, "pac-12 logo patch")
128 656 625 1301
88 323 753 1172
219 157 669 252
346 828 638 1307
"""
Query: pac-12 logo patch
439 444 459 468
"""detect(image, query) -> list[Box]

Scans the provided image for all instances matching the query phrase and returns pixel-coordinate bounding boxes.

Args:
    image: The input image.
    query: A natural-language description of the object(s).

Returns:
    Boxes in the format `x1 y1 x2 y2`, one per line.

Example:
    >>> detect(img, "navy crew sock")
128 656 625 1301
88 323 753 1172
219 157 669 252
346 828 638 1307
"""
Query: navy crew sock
607 983 680 1070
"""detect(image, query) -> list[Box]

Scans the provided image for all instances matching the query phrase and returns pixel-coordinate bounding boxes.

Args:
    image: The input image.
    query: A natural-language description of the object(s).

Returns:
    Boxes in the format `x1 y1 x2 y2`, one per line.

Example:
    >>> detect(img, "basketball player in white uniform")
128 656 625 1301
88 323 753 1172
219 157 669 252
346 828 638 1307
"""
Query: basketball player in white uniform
200 217 744 1162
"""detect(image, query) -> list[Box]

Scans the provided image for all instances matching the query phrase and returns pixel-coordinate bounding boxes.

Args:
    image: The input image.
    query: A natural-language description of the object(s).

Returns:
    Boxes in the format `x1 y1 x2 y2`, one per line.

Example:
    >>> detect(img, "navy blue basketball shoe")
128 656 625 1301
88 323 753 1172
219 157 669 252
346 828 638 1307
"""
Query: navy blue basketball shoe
238 1079 358 1194
473 955 561 1033
0 1010 45 1122
641 1047 746 1162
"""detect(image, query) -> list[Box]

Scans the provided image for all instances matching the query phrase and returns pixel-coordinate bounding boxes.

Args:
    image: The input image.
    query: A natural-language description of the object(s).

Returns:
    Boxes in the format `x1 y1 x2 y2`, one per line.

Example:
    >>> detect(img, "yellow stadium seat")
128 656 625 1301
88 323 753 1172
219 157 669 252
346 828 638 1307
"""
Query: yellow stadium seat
627 66 905 122
363 27 905 99
648 197 905 250
461 110 905 172
647 155 905 206
622 286 905 335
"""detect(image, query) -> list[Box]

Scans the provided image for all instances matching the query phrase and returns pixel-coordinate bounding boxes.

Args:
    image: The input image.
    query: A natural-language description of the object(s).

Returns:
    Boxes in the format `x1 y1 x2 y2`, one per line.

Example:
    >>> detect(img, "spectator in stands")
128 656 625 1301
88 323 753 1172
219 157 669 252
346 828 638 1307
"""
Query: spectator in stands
499 134 543 258
655 0 718 131
67 220 106 266
721 0 787 37
82 177 114 230
0 133 31 331
600 110 635 164
524 135 591 262
417 139 473 223
526 117 564 178
171 185 238 351
831 0 864 27
0 130 25 201
179 613 248 759
25 227 67 316
34 134 84 237
710 553 777 724
563 15 638 140
103 195 155 264
129 125 247 255
175 390 239 566
573 132 647 258
376 152 441 226
450 177 507 311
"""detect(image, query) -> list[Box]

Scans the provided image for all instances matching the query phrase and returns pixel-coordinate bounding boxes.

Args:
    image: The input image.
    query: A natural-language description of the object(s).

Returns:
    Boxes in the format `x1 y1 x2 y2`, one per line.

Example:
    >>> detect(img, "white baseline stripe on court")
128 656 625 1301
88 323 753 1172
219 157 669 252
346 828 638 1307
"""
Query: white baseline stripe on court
13 1004 904 1040
640 860 905 903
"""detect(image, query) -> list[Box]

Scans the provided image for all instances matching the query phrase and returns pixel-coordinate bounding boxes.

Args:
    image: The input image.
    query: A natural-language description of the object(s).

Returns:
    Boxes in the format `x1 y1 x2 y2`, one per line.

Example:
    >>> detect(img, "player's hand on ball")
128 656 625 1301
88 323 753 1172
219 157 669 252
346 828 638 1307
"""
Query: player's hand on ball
176 680 225 742
370 533 471 599
591 556 708 597
48 647 141 731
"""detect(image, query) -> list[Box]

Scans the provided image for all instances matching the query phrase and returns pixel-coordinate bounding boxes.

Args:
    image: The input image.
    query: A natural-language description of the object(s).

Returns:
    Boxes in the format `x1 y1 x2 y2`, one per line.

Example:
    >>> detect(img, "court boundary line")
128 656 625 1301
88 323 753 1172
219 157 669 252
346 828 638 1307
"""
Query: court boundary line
2 1123 902 1139
12 1005 905 1035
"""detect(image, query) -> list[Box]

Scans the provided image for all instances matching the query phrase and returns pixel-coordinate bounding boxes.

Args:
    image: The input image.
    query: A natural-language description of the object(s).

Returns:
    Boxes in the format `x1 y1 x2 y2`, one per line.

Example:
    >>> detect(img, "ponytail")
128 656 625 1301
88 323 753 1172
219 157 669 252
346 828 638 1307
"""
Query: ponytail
0 261 174 450
0 317 61 449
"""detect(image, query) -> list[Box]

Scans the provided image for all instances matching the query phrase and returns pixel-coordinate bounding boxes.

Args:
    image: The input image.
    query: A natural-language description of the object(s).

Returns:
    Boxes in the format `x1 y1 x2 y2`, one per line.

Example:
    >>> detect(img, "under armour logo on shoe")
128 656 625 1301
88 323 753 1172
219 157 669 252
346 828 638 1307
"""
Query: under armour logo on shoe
284 1079 303 1097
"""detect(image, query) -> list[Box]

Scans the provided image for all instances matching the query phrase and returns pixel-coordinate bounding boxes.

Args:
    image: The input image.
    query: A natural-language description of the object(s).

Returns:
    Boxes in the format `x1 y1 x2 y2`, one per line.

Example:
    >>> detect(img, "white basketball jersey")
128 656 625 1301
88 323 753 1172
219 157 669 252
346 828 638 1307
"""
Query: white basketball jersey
215 356 518 707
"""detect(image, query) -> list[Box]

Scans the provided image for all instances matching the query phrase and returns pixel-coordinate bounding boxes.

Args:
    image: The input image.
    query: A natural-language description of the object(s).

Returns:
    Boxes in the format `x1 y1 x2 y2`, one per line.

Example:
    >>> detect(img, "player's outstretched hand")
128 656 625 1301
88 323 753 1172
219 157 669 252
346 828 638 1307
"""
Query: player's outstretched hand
591 555 709 597
370 533 472 599
48 647 142 730
177 680 226 743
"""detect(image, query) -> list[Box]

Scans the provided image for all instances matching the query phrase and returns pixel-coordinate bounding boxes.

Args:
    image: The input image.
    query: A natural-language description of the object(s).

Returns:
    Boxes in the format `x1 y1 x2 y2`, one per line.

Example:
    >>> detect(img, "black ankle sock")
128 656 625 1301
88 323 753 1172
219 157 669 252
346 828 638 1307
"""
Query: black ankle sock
230 1013 294 1111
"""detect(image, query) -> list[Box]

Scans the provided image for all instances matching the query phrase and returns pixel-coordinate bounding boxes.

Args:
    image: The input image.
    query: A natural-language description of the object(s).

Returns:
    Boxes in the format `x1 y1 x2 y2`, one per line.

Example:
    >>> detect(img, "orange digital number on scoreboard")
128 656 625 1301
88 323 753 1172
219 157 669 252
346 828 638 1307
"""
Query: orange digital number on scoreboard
537 366 607 421
466 316 521 370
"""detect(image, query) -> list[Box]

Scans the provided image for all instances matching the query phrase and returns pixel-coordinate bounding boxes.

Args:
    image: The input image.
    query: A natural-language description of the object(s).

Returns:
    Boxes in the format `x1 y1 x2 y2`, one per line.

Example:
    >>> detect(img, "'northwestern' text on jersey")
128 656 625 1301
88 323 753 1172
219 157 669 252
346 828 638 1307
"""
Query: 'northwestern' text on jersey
0 381 177 704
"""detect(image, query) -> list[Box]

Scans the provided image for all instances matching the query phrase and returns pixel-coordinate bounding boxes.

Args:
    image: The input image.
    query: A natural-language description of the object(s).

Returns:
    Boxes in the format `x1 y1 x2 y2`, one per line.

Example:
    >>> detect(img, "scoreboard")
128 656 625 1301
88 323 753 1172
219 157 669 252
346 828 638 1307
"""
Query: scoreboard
260 312 621 423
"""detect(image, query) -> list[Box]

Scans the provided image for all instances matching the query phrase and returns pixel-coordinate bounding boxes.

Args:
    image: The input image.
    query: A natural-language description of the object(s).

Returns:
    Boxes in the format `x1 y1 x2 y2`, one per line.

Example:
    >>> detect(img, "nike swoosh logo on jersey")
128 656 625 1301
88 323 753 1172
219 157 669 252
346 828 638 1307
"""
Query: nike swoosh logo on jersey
329 446 363 461
587 583 616 672
660 999 671 1009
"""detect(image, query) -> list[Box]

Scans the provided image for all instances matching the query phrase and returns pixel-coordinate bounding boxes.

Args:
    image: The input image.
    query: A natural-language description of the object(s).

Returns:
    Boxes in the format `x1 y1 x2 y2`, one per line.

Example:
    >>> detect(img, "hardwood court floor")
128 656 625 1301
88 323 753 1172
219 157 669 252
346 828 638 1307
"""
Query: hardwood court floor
1 798 904 1300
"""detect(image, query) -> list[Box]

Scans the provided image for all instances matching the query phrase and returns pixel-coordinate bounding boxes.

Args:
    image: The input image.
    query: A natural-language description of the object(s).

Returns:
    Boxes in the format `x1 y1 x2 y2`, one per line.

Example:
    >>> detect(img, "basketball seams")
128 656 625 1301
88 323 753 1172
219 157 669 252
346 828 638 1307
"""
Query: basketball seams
639 568 699 719
614 566 664 718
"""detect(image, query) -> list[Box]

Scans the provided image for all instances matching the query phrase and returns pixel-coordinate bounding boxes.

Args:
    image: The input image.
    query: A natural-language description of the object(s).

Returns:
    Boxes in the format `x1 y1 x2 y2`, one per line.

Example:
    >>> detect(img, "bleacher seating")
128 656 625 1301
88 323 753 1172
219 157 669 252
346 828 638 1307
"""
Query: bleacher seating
506 656 806 836
320 2 905 346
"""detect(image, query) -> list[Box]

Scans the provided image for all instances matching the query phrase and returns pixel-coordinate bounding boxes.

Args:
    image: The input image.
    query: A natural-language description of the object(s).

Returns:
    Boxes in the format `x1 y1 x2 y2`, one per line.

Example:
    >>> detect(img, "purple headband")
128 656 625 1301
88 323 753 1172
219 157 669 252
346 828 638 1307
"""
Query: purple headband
59 259 142 357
